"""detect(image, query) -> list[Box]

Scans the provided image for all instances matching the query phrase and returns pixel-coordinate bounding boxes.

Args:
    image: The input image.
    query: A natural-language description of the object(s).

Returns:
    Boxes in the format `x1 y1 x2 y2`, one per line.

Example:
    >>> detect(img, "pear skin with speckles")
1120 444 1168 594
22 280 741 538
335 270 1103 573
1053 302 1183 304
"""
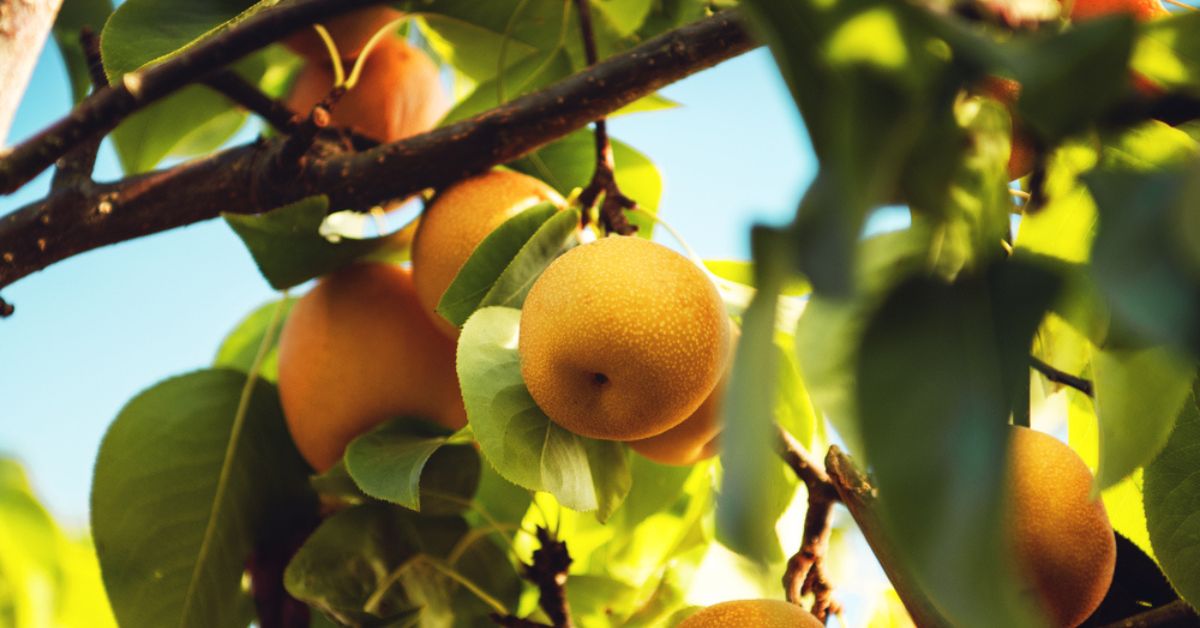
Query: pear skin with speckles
678 599 824 627
519 235 730 441
413 170 565 337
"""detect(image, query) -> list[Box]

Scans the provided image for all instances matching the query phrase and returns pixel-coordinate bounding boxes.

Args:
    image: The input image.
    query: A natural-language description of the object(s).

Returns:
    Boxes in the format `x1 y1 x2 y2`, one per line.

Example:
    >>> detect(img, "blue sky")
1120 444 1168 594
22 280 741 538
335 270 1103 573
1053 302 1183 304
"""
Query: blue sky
0 39 816 525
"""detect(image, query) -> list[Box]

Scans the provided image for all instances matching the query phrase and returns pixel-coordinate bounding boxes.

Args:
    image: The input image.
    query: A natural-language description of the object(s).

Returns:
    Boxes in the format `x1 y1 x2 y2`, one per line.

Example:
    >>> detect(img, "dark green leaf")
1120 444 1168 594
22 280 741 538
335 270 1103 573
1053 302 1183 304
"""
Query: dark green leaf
456 306 631 519
855 261 1058 626
1144 382 1200 608
565 575 641 625
1011 17 1136 141
100 0 270 78
92 369 316 628
344 418 480 515
1087 165 1200 354
224 196 404 291
213 297 295 381
285 503 519 625
471 464 533 533
436 203 558 326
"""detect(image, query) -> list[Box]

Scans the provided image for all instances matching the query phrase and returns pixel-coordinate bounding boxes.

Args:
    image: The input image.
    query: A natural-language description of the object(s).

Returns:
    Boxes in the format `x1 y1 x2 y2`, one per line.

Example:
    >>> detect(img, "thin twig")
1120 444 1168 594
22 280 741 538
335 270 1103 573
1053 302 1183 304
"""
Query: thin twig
0 0 388 195
0 12 756 298
1098 600 1199 628
571 0 637 235
202 70 299 134
777 426 842 621
51 27 107 191
1030 356 1094 397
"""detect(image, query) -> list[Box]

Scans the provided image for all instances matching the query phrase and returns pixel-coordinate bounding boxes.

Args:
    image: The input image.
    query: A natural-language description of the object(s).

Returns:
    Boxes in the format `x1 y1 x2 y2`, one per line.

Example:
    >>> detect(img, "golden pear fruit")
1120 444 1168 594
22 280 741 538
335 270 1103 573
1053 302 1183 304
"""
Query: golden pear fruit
1007 426 1116 627
519 235 730 441
285 6 405 61
678 599 825 628
286 36 448 143
412 170 565 336
627 325 738 465
277 263 467 472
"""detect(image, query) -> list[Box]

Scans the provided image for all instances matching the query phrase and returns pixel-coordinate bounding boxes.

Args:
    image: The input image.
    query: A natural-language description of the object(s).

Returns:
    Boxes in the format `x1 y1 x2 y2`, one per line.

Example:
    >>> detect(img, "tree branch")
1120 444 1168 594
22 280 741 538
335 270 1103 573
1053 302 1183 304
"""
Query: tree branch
0 12 755 297
777 427 842 621
1030 356 1094 397
491 527 572 628
51 27 108 191
824 446 952 628
0 0 390 195
202 70 299 134
1098 600 1199 628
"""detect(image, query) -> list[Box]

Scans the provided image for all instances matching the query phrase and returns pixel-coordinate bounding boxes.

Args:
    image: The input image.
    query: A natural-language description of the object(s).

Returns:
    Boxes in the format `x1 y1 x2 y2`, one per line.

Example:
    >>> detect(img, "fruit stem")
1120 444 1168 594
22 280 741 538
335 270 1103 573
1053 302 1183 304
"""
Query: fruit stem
572 0 638 236
312 24 346 86
343 16 408 90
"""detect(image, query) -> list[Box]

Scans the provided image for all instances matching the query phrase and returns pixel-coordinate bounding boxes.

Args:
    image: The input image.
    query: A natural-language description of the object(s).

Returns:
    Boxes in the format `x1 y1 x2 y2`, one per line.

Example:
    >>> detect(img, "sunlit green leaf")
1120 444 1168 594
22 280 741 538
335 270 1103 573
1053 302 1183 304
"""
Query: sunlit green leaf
456 306 631 518
213 297 294 381
344 418 480 514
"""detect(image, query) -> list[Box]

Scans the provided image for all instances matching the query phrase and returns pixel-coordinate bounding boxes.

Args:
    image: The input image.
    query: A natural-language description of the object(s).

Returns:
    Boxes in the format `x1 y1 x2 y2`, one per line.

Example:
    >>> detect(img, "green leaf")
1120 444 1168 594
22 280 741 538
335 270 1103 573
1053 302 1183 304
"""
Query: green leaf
1132 11 1200 92
565 575 641 625
52 0 114 103
471 464 533 532
213 297 294 381
508 131 662 235
1145 382 1200 608
1011 17 1136 142
224 196 403 290
716 227 790 563
704 259 812 297
1087 166 1200 354
456 306 631 519
100 0 277 78
344 418 480 515
854 260 1059 627
285 503 520 625
436 203 559 326
91 369 316 628
1092 347 1195 492
477 207 581 310
611 456 693 532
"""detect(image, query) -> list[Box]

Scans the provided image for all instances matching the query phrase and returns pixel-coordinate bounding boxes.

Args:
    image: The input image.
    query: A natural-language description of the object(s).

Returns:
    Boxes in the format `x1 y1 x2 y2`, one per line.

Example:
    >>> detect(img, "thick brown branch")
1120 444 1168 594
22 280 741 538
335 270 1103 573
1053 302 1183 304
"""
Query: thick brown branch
1030 356 1094 397
0 0 388 194
1098 600 1199 628
777 427 841 621
825 446 952 628
0 12 755 294
202 70 299 134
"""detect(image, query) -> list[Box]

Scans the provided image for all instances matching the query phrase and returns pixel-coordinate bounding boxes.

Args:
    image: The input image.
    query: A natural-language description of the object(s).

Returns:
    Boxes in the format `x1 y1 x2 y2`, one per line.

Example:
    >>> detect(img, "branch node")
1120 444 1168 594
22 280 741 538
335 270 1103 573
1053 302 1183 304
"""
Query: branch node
50 26 108 191
492 527 573 627
0 296 13 318
1030 356 1094 397
776 426 841 622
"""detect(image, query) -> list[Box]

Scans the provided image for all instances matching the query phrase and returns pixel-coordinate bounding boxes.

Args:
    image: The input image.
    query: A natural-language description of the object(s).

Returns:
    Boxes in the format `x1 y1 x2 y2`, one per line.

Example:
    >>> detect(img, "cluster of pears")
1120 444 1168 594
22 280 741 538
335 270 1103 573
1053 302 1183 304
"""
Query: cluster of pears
284 7 448 144
981 0 1169 180
278 160 736 471
277 169 562 471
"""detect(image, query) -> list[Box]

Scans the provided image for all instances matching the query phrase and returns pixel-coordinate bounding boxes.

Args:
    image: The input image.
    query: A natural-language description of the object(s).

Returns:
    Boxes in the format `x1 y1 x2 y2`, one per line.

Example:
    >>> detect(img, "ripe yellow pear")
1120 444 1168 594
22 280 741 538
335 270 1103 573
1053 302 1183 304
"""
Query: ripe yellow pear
277 263 467 472
412 170 565 336
627 325 738 465
519 236 730 441
679 599 824 627
286 6 406 61
1007 426 1115 627
286 36 448 143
